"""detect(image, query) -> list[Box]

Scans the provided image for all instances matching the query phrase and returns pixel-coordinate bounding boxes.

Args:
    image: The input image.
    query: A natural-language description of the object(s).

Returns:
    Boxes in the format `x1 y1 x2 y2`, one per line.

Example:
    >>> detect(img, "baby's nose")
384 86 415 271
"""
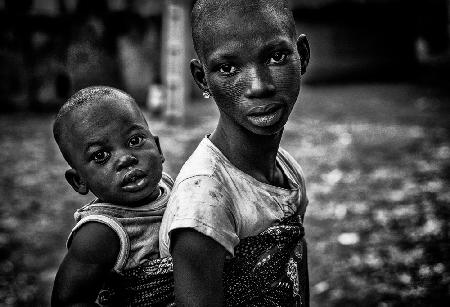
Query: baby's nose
117 154 138 171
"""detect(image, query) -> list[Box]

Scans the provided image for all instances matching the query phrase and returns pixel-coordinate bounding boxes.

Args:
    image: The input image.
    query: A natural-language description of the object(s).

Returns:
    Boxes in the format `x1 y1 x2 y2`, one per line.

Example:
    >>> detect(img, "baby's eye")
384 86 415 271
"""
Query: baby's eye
92 151 110 164
268 52 287 64
128 135 144 147
219 64 237 75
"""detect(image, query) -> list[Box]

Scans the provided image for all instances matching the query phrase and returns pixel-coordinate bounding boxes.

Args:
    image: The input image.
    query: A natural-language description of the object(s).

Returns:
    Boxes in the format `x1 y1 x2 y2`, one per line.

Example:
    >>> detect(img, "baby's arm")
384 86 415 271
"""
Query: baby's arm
171 229 226 307
51 222 120 307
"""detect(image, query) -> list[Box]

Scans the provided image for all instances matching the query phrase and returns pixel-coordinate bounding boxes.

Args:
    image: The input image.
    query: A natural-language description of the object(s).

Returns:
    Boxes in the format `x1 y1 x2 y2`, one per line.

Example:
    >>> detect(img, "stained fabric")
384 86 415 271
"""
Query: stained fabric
160 137 309 258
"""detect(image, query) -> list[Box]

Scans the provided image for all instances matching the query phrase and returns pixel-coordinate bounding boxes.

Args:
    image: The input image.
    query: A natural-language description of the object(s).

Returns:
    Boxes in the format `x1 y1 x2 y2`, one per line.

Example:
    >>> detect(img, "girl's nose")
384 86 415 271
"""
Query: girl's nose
244 66 276 98
117 154 138 171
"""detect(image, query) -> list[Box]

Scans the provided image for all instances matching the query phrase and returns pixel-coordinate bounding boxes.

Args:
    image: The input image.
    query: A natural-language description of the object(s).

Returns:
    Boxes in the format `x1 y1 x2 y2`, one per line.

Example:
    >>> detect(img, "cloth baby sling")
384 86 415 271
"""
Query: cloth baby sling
97 256 175 306
98 213 308 306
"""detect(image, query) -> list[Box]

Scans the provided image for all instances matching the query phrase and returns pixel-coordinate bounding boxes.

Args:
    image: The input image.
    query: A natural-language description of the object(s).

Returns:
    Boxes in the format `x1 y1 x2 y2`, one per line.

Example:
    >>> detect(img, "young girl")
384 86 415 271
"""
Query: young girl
52 86 174 306
159 0 311 306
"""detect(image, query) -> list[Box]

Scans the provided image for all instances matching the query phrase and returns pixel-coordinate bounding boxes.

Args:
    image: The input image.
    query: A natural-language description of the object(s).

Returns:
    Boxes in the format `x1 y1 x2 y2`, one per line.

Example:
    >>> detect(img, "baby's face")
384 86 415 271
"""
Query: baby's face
66 98 163 206
200 8 302 135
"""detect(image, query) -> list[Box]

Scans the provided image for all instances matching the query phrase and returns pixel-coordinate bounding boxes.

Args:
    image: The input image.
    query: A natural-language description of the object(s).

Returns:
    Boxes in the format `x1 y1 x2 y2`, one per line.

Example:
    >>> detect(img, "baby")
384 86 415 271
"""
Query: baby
52 86 174 306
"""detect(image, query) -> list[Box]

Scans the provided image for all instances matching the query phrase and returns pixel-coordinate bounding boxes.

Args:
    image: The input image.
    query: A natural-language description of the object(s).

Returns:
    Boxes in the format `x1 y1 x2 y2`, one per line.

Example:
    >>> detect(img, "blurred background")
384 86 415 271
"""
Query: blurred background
0 0 449 306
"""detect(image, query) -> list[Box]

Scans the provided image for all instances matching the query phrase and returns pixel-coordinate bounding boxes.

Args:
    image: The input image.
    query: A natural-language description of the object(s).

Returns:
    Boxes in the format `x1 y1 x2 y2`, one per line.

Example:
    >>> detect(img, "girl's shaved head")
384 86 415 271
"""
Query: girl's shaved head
191 0 296 61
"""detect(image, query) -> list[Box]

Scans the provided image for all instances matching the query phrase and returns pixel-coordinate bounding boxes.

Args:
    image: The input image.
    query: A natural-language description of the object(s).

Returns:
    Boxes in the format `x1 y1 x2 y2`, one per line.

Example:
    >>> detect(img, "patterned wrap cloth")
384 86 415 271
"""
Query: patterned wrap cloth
224 213 309 307
97 257 175 307
97 213 308 307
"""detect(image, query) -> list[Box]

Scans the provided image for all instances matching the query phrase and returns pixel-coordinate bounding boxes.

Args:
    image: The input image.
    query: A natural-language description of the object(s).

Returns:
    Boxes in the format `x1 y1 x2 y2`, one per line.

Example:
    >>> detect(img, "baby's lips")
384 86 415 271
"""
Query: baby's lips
121 169 146 186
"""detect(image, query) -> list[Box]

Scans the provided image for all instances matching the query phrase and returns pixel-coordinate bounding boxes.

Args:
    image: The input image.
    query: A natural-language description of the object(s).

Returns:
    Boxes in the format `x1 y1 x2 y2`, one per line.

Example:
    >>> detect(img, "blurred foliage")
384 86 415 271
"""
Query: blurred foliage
0 83 449 306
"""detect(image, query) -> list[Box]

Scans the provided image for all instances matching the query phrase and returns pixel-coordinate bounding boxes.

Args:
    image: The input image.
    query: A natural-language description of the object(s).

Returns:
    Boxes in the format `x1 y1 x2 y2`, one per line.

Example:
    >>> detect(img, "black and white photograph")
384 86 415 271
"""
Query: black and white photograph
0 0 449 306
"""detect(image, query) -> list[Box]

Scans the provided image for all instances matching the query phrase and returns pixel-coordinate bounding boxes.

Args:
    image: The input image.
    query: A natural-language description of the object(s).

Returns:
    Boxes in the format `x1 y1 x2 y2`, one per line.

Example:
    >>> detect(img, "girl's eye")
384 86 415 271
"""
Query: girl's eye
268 52 287 64
219 64 237 75
129 135 144 147
92 151 110 164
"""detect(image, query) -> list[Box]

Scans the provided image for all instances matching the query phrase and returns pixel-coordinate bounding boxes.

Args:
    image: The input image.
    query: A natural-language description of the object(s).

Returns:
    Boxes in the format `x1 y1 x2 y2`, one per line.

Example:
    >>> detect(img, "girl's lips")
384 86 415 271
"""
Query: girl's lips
247 107 283 127
247 103 281 115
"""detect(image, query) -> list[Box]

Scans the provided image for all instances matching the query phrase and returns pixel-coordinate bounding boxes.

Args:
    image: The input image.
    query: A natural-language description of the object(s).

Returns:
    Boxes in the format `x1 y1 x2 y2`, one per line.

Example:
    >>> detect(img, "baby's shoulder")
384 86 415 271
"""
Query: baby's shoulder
69 222 120 266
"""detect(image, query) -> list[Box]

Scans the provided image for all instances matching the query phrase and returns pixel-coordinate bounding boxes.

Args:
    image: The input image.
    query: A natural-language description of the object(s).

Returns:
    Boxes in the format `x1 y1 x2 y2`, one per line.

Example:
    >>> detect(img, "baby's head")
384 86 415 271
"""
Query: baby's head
53 86 164 207
190 0 310 135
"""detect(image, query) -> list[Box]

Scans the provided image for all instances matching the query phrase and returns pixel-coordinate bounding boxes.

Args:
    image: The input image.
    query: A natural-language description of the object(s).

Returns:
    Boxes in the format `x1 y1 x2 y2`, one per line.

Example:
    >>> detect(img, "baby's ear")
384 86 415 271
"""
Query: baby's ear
190 59 208 92
154 136 165 164
65 169 89 195
296 34 310 75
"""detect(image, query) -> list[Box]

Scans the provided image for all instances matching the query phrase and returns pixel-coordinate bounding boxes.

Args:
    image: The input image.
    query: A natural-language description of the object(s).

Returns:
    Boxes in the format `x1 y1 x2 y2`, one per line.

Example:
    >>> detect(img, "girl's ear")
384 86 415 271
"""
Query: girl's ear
65 169 89 195
190 59 209 92
296 34 310 75
154 135 165 164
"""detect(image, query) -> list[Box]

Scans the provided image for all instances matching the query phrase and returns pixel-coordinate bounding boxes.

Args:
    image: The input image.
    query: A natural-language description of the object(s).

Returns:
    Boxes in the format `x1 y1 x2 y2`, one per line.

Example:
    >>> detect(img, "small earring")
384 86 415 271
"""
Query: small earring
203 90 210 99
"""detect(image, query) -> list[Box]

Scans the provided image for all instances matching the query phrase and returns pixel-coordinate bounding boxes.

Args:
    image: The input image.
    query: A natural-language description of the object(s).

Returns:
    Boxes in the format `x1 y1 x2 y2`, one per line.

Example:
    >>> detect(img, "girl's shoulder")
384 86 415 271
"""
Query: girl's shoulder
175 137 224 183
277 147 307 186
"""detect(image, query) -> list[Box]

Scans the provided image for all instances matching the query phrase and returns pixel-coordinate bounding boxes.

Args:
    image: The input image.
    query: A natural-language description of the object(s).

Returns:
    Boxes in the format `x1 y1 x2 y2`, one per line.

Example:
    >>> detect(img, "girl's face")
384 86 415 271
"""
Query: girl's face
199 9 303 136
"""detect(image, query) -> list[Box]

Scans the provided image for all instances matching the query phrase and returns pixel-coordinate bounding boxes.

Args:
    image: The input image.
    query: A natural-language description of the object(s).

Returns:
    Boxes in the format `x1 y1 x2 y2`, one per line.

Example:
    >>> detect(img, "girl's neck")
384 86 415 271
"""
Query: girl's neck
210 117 283 186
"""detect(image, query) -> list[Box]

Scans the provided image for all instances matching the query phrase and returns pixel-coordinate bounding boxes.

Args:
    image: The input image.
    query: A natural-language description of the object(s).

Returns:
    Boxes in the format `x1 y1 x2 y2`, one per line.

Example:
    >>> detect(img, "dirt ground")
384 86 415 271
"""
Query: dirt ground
0 82 449 306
